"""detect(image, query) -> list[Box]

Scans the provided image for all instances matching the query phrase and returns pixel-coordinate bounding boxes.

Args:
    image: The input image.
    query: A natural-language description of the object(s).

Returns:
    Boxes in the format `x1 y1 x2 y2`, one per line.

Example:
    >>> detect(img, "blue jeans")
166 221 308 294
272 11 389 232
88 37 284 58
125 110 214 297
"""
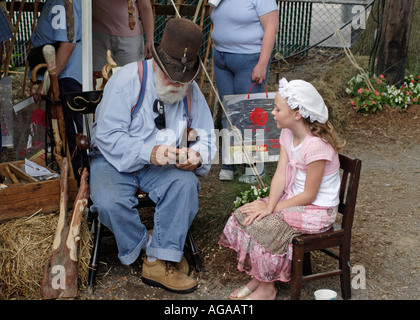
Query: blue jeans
89 150 200 265
213 49 270 171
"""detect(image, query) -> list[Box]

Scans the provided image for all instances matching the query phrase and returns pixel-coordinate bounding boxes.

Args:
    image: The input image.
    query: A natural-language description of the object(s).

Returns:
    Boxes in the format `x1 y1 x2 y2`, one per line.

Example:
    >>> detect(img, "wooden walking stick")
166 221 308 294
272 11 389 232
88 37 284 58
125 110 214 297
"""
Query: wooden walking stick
42 45 63 170
63 0 74 43
41 158 89 299
42 44 74 177
200 24 213 90
41 157 69 299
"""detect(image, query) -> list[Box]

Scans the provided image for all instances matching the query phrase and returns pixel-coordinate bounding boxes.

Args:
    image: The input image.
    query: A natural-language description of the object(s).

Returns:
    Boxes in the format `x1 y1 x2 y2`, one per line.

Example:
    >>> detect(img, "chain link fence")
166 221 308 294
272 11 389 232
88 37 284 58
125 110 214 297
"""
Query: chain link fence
3 0 419 89
3 0 373 66
276 0 374 59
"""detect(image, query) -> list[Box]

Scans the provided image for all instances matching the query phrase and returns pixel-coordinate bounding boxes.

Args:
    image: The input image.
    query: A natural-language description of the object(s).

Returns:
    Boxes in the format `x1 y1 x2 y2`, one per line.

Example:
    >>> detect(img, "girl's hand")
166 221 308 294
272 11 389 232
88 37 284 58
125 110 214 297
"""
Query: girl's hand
240 200 272 226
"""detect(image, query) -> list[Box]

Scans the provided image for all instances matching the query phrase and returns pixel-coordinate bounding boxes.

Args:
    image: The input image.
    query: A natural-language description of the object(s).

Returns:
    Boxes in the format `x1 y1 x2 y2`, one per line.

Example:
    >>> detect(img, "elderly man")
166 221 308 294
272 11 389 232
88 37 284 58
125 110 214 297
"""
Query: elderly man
89 18 216 294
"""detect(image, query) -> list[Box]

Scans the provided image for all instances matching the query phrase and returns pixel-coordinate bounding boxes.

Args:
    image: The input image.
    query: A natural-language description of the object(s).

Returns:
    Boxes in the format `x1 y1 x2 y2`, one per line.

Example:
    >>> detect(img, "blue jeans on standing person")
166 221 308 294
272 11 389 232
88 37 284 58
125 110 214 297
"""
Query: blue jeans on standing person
213 49 270 173
88 149 200 265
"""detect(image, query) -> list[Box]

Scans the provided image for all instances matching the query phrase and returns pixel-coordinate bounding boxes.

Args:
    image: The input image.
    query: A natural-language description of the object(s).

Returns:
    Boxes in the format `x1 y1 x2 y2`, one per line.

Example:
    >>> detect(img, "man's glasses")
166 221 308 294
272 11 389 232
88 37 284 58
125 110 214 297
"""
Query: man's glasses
153 99 166 130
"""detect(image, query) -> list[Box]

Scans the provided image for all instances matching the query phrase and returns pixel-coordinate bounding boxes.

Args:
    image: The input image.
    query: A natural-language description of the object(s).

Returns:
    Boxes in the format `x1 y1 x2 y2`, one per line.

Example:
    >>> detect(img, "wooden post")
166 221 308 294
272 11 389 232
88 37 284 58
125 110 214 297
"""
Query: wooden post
376 0 415 86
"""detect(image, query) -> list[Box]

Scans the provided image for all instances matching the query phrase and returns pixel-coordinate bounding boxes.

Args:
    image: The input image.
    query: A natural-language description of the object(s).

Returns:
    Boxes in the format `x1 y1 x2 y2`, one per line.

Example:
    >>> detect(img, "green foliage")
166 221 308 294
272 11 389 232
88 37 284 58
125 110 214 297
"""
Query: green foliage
233 185 270 210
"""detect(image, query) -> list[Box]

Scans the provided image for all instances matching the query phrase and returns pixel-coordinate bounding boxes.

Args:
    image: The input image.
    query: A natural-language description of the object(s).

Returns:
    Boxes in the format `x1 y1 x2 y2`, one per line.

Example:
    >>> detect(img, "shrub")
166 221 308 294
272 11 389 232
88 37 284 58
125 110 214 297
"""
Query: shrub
346 73 420 115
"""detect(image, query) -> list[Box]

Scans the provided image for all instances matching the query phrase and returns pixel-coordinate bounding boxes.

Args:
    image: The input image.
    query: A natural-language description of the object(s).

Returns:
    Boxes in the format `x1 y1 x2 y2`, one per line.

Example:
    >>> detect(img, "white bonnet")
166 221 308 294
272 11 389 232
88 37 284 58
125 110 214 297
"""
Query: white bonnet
278 78 328 124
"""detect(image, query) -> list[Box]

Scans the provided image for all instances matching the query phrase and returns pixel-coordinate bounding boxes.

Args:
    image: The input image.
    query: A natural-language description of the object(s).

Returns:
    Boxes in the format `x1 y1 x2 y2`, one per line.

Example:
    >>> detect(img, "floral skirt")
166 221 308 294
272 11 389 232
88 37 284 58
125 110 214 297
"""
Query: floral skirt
219 196 338 282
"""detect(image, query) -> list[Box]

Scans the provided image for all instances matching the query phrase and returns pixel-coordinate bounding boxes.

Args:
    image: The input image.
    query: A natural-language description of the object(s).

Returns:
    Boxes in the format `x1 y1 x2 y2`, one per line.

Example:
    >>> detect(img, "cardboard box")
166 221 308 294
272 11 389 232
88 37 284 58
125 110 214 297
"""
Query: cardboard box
0 160 78 222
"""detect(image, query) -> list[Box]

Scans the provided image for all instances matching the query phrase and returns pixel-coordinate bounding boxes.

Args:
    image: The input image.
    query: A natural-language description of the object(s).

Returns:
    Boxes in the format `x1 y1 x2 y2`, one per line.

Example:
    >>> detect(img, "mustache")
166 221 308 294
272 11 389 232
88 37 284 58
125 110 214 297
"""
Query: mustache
162 84 185 94
154 70 188 104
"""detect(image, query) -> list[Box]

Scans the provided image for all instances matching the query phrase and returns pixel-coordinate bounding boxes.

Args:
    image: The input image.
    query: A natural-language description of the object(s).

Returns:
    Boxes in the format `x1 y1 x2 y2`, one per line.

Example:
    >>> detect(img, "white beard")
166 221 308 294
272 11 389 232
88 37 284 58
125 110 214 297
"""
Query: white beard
153 69 188 105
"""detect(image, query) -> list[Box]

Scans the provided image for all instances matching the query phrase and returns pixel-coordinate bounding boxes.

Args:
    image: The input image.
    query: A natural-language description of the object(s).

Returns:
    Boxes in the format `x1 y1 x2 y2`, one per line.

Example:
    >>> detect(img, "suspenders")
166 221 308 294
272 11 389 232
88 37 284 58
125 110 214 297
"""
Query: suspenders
131 60 148 118
131 60 191 127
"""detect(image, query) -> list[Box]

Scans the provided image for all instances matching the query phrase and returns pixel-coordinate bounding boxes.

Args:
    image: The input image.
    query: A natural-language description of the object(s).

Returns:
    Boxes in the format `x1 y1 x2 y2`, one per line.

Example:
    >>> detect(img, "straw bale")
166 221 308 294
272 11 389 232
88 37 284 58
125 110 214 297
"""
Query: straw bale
0 212 92 300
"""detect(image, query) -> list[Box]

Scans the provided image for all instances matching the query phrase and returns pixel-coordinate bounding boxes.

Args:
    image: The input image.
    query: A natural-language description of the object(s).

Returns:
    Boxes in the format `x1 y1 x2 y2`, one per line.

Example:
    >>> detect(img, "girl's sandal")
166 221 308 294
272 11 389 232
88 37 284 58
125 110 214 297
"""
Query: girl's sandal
229 285 253 300
243 288 278 300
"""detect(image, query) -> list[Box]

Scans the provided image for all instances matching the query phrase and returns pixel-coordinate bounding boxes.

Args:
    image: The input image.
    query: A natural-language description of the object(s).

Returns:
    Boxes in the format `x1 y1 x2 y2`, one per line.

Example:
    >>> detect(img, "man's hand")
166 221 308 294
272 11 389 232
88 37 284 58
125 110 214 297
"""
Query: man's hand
150 145 178 166
175 147 202 171
150 146 202 170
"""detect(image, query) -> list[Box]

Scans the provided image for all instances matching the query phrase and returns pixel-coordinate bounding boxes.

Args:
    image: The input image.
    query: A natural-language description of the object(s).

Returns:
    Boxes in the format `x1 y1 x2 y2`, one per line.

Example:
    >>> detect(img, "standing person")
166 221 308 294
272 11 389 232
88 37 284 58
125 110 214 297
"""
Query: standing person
29 0 82 178
30 0 82 100
92 0 154 73
219 78 345 300
89 18 216 294
210 0 278 183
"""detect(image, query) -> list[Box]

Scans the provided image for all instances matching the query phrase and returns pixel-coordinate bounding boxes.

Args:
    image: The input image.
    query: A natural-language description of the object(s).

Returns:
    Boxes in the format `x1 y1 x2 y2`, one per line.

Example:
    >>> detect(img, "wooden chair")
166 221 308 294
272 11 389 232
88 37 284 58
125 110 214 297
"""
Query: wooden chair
61 91 202 292
289 153 362 300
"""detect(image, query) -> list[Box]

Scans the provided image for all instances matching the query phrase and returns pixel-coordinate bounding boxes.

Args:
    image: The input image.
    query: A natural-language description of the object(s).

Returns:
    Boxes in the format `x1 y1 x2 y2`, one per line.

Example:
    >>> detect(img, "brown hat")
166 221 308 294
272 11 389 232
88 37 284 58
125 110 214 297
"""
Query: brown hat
152 18 202 84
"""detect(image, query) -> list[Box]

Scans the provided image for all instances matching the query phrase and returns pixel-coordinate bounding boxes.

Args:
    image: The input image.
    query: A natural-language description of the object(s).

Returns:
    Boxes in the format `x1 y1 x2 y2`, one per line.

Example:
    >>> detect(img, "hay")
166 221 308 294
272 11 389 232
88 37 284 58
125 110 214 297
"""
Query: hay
0 212 92 300
311 55 370 134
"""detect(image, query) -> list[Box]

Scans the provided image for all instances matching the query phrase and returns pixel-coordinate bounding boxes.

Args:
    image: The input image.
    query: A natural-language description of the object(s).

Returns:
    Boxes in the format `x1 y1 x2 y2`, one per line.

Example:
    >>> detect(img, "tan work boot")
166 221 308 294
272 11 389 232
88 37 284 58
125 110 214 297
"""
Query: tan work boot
147 230 190 275
175 255 190 275
141 259 198 294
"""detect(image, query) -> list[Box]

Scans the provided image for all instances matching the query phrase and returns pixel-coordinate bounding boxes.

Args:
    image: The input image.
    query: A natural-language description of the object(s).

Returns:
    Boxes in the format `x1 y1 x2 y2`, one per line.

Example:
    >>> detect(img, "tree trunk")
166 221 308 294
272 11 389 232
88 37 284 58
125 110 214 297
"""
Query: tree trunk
376 0 415 86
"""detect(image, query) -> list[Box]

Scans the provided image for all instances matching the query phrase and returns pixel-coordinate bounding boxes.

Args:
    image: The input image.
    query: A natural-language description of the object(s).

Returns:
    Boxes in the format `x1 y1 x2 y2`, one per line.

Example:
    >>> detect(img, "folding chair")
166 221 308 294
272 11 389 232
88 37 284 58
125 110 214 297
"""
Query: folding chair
289 153 362 300
61 91 202 292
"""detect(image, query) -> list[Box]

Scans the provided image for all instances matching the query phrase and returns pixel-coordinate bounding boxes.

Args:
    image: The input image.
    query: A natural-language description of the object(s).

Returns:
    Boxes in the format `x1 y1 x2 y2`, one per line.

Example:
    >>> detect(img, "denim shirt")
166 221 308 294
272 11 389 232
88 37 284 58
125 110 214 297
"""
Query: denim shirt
91 60 217 176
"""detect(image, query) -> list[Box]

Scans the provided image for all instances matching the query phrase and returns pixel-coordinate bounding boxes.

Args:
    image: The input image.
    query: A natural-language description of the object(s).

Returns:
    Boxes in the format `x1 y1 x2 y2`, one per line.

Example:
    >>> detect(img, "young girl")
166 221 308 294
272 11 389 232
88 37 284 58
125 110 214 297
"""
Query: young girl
219 78 345 300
